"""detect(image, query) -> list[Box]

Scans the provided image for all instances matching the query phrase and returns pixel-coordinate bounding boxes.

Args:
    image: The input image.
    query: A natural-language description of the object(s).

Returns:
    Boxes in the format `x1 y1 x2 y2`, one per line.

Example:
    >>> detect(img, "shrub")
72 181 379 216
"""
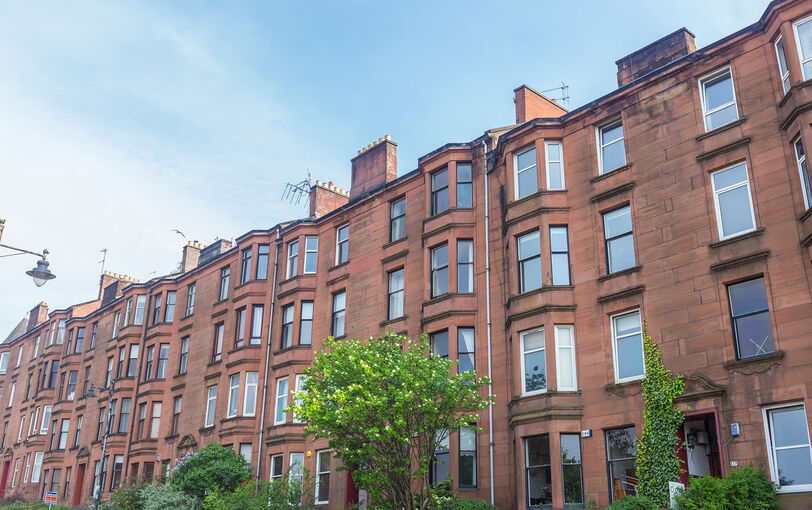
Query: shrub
168 442 252 498
676 464 777 510
452 499 498 510
203 476 314 510
142 482 202 510
605 495 656 510
110 478 149 510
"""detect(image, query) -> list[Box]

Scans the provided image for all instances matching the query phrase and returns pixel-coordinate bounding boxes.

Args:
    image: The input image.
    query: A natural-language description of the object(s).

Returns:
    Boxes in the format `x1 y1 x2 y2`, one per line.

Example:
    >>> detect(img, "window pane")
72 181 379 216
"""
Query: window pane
615 313 641 337
558 347 575 388
601 140 626 172
433 267 448 296
735 313 774 358
712 164 748 190
776 448 812 486
608 235 636 273
609 459 638 499
517 168 538 198
527 435 550 465
431 332 449 358
563 464 584 504
548 162 563 189
603 207 632 238
546 142 560 161
458 163 472 181
458 328 475 353
431 169 448 190
523 329 544 351
601 124 623 145
391 198 405 217
799 20 812 60
717 186 754 237
459 353 475 374
527 466 552 506
607 427 636 460
773 407 811 448
561 434 581 463
517 148 536 170
707 104 739 131
617 334 645 380
460 427 476 450
432 245 448 268
524 350 546 392
458 240 473 263
704 73 735 111
728 278 768 316
459 453 475 487
389 269 404 291
551 253 570 285
433 188 448 214
518 232 540 258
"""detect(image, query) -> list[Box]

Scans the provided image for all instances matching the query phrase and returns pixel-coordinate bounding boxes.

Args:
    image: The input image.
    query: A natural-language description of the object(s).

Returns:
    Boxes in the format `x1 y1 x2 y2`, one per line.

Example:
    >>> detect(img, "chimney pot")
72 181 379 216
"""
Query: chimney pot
615 27 696 87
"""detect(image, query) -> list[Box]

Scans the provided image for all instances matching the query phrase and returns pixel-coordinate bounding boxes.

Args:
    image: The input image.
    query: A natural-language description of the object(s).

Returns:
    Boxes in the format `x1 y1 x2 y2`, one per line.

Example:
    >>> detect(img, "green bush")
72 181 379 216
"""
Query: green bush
142 482 202 510
110 478 150 510
605 495 656 510
168 442 252 499
203 477 313 510
452 499 498 510
676 464 777 510
0 503 72 510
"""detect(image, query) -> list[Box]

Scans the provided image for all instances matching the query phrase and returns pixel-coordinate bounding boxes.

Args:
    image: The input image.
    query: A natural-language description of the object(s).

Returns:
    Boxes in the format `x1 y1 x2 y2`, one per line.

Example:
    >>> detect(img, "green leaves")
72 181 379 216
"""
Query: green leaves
168 443 252 499
289 332 494 510
635 323 685 509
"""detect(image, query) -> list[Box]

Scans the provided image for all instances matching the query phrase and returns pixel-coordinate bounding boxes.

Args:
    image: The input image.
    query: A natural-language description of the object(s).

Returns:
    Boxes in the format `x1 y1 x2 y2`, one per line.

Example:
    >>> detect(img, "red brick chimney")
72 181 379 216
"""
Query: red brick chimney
98 271 141 301
27 302 48 330
616 28 696 87
309 181 350 219
514 85 568 124
181 241 205 272
349 135 398 199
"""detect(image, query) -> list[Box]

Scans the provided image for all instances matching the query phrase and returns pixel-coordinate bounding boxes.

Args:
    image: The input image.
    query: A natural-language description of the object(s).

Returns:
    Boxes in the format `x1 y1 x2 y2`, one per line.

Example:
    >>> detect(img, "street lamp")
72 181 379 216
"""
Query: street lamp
86 378 116 510
0 218 56 286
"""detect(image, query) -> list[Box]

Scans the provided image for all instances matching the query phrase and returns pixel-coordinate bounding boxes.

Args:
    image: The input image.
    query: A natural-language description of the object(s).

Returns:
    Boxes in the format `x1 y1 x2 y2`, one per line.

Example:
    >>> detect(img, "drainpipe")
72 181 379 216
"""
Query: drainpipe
482 139 495 505
256 228 280 481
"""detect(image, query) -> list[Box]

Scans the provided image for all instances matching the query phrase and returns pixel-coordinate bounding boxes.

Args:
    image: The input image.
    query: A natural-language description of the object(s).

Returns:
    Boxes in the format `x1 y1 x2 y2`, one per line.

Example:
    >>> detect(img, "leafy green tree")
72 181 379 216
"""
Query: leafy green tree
290 332 494 510
168 443 252 499
203 472 314 510
142 482 202 510
635 324 685 509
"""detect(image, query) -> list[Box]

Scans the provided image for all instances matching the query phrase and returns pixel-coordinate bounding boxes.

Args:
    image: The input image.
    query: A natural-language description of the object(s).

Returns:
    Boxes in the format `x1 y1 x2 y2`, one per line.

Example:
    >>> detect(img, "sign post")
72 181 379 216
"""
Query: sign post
44 491 58 506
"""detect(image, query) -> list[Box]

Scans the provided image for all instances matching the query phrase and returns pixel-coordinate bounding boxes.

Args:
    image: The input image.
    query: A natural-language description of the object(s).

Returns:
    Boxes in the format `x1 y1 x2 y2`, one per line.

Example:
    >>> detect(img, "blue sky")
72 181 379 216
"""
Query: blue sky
0 0 768 332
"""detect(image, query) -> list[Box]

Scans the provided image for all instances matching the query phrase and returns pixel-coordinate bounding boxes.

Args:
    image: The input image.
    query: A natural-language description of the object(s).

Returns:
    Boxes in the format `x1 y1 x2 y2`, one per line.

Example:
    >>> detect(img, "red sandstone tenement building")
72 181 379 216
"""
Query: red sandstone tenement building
3 0 812 508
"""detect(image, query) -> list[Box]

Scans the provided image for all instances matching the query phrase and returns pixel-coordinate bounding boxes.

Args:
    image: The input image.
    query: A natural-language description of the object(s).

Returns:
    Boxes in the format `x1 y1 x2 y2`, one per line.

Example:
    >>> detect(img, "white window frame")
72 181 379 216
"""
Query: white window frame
520 328 546 396
710 162 757 240
794 137 812 210
270 454 284 482
610 309 645 383
554 325 578 391
11 458 19 488
23 452 31 483
293 374 306 424
545 140 565 190
304 236 318 274
274 376 289 425
7 382 14 408
0 352 8 374
315 449 331 505
335 224 349 265
243 371 258 417
290 452 304 486
16 346 22 368
793 14 812 80
596 120 626 175
775 35 791 94
204 386 217 428
40 405 51 434
513 146 538 200
698 66 739 132
227 374 240 418
761 402 812 493
287 240 299 278
32 452 43 483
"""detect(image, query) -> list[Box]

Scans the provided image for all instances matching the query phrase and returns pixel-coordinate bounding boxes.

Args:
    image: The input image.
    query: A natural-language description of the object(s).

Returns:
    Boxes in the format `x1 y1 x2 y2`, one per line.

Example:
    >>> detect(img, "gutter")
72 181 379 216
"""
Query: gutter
255 227 280 481
482 139 495 505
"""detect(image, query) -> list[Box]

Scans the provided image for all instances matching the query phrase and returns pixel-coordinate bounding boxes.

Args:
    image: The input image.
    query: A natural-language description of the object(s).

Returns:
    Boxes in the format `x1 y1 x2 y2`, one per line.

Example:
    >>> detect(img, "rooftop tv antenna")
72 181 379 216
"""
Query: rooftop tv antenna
541 82 570 110
282 169 312 207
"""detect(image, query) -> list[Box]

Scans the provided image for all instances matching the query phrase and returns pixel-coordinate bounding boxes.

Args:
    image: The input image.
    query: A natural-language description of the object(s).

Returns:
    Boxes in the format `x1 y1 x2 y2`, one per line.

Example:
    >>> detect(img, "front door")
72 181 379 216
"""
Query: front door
72 463 86 507
678 412 723 485
0 460 9 499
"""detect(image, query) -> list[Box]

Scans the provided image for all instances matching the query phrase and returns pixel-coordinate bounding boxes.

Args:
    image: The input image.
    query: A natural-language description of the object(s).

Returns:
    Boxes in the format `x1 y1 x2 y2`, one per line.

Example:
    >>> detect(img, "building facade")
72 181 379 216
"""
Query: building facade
3 0 812 507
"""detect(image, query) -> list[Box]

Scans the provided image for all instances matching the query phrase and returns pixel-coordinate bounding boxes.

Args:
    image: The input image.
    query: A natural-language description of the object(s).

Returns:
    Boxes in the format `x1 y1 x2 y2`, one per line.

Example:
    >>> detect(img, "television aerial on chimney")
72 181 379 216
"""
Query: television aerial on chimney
282 169 312 207
541 82 570 110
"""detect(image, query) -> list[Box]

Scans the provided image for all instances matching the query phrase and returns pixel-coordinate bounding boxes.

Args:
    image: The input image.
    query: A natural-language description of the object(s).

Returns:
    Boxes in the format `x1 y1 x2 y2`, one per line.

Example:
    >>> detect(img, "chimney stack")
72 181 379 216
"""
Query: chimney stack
349 135 397 199
615 28 696 87
98 271 141 302
514 85 568 124
27 302 48 331
309 180 350 219
182 241 205 272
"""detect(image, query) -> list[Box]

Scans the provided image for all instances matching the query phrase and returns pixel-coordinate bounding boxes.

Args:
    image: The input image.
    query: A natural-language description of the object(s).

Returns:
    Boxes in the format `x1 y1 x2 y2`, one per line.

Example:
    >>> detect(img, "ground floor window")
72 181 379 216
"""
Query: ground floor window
561 433 583 506
525 434 552 507
606 426 637 501
763 403 812 491
315 450 331 504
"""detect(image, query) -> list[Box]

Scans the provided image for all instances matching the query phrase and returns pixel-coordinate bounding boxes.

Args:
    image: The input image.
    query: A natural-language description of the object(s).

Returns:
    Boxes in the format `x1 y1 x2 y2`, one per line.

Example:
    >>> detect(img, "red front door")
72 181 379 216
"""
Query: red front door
72 463 86 507
0 460 10 499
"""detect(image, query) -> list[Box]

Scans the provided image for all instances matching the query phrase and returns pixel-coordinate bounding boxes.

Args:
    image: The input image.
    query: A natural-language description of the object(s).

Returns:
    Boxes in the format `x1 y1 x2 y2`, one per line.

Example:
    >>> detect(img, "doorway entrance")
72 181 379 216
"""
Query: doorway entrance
678 412 722 485
0 460 9 499
72 463 86 507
